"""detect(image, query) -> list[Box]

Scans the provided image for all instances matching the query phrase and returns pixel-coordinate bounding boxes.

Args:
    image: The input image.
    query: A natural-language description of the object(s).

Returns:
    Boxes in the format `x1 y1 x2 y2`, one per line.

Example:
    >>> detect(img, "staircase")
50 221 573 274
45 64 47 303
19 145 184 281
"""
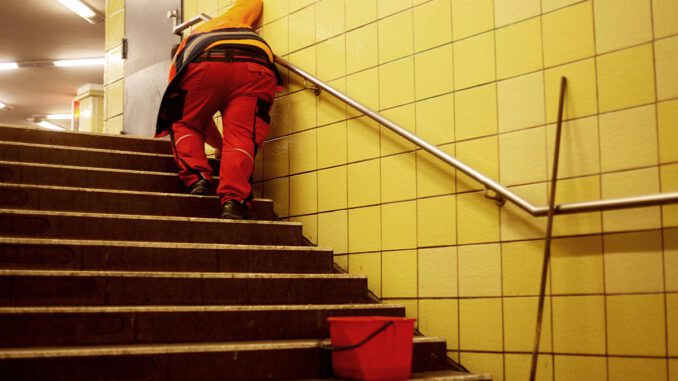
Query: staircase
0 125 488 380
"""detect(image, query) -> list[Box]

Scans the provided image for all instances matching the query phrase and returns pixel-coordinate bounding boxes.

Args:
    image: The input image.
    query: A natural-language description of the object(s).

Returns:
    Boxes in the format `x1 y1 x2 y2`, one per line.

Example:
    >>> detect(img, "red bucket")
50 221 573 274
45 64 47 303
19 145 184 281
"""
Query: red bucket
327 316 415 380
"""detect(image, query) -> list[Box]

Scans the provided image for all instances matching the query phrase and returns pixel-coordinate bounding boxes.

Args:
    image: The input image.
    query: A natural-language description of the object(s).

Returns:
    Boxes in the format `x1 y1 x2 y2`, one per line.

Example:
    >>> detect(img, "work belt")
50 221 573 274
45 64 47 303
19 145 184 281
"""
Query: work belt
192 47 284 87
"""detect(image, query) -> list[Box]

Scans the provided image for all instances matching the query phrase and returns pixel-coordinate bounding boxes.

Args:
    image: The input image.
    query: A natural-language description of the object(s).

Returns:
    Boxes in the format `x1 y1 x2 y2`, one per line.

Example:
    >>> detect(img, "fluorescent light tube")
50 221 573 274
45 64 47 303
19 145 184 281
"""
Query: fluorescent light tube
57 0 96 20
0 62 19 70
0 102 6 109
54 58 105 67
37 121 66 131
46 113 72 120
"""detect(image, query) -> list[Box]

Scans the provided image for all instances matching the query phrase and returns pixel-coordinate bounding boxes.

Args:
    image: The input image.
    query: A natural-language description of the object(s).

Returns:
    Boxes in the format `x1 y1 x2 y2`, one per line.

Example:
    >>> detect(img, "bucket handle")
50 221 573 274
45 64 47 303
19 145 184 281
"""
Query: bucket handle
320 321 395 352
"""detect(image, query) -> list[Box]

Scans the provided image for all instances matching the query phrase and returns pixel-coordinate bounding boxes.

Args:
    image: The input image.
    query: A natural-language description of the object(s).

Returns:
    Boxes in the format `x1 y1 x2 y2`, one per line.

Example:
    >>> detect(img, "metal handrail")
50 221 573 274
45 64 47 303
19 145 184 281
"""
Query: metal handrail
173 15 678 218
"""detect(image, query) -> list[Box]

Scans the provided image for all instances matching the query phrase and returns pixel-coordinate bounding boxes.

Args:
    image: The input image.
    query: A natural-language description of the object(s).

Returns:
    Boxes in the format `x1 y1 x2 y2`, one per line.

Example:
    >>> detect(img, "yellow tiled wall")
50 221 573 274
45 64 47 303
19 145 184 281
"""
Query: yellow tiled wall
189 1 677 379
104 0 125 134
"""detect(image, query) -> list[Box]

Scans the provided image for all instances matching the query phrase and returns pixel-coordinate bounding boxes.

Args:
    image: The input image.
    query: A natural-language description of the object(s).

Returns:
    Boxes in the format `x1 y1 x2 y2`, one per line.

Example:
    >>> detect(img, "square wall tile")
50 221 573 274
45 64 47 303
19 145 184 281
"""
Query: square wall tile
288 46 316 92
554 355 607 381
505 354 553 381
317 35 346 81
385 299 418 323
378 0 412 18
347 117 380 162
317 78 347 126
378 10 414 63
346 0 377 30
597 44 656 113
415 45 454 100
289 4 316 52
269 96 290 139
542 0 582 12
418 247 458 297
456 136 499 192
105 10 124 51
504 297 552 352
457 191 501 244
198 0 217 15
543 1 595 67
262 17 289 56
594 0 653 54
659 100 678 164
455 83 498 141
347 159 380 207
545 58 598 123
459 298 503 351
348 206 381 252
666 228 678 291
346 67 380 117
349 252 382 296
663 165 678 228
291 214 317 244
500 183 547 241
106 80 123 118
380 104 417 155
653 0 678 38
453 31 496 90
288 90 317 132
546 116 600 179
608 294 666 356
381 201 417 251
669 294 678 356
379 57 415 110
289 172 317 215
499 127 548 186
602 168 661 232
599 105 658 172
494 0 540 27
656 36 678 101
381 153 416 203
672 360 678 381
498 72 546 133
451 0 494 41
502 240 547 296
604 230 664 294
289 129 317 174
346 24 378 74
419 299 459 349
260 0 287 24
552 295 606 354
460 353 504 381
316 0 345 41
318 166 347 212
413 0 452 52
334 255 348 271
263 177 289 218
317 121 347 168
608 358 668 381
106 0 124 16
416 94 455 145
263 137 289 179
318 210 348 254
550 236 604 295
417 195 457 247
417 147 456 197
458 243 501 297
382 250 418 297
104 45 124 84
495 17 543 80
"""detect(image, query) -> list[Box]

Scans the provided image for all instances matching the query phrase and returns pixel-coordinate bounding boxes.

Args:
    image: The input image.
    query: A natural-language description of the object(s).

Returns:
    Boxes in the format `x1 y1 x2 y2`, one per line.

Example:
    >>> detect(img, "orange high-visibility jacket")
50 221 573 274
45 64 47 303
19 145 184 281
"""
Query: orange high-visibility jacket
156 0 280 137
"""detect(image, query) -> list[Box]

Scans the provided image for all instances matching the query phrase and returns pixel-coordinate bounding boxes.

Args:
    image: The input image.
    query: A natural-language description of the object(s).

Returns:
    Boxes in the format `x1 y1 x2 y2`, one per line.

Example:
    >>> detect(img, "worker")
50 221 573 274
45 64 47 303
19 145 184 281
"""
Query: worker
156 0 282 220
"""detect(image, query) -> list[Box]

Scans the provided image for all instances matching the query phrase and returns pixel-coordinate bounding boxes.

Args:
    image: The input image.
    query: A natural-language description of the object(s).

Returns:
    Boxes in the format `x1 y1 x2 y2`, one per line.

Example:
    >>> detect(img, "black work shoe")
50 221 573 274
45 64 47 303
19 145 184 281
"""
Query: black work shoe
221 200 250 220
188 179 210 195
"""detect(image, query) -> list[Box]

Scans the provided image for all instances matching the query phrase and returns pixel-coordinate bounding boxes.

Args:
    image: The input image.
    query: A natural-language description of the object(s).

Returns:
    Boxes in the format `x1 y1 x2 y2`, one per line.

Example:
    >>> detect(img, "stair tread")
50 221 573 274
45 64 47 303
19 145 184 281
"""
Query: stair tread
0 159 175 176
0 141 174 159
307 370 492 381
0 304 400 313
0 337 446 359
0 269 365 279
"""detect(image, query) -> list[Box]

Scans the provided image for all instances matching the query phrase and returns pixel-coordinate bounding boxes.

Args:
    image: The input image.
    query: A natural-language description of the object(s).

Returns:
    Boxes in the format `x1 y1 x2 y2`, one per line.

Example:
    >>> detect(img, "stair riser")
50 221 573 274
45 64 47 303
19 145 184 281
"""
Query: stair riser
0 213 302 246
0 244 331 273
0 126 171 154
0 143 218 174
0 342 448 381
0 275 369 306
0 307 405 347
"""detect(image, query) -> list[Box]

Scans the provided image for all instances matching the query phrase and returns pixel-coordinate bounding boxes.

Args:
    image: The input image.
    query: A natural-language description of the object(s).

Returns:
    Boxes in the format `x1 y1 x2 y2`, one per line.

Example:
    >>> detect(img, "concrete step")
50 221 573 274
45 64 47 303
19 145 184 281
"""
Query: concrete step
0 238 331 273
0 337 451 380
0 183 276 220
307 370 491 380
0 304 404 347
0 125 172 155
0 209 302 246
0 141 219 174
0 269 369 307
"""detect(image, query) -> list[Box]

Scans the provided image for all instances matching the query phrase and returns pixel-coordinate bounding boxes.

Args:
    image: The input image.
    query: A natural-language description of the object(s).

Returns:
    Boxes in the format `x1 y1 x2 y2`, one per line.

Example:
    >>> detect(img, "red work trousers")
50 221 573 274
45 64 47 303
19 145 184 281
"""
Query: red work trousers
170 60 276 204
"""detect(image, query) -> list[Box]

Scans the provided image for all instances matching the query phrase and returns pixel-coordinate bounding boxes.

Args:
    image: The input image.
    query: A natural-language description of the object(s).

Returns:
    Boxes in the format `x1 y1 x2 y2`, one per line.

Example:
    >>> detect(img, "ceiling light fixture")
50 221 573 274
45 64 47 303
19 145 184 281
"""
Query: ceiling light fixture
53 58 105 67
56 0 99 23
46 113 72 120
0 62 19 70
37 121 66 131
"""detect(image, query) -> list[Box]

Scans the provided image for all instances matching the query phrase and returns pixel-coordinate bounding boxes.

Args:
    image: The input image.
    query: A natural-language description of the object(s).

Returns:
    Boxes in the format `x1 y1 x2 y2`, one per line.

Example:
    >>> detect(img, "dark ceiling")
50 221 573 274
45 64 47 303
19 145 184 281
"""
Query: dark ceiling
0 0 105 126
